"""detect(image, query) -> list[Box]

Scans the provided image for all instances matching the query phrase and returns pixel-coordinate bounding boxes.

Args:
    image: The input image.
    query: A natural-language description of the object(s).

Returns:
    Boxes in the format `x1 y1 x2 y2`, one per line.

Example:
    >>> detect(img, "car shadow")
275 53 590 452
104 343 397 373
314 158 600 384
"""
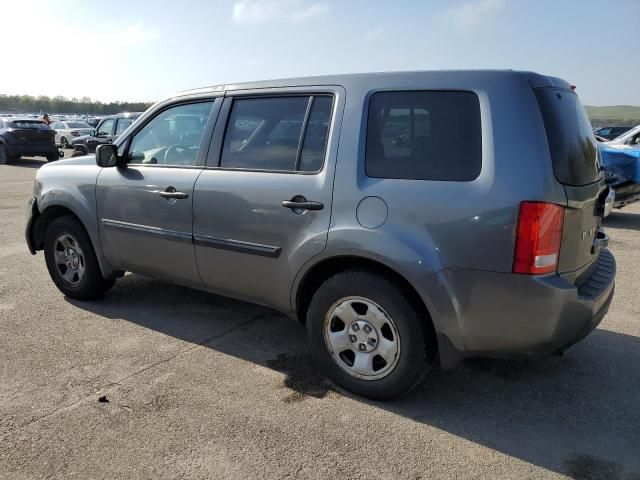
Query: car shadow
6 157 47 169
67 274 640 478
604 211 640 232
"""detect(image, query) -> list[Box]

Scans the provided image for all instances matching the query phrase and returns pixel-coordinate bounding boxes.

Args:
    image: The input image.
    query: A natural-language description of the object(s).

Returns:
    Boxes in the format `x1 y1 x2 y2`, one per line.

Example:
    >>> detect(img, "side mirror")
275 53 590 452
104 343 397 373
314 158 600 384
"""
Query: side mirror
95 144 120 168
90 129 96 137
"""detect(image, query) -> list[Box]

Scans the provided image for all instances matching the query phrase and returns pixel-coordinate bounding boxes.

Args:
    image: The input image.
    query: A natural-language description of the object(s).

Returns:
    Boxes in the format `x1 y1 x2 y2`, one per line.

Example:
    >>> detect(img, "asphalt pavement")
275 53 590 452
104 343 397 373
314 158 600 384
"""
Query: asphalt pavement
1 155 639 479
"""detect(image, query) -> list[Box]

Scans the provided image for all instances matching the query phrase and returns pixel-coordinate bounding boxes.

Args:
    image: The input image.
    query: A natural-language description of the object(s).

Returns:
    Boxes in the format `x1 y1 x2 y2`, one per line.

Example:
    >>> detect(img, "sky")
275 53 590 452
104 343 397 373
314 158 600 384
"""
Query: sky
1 0 638 106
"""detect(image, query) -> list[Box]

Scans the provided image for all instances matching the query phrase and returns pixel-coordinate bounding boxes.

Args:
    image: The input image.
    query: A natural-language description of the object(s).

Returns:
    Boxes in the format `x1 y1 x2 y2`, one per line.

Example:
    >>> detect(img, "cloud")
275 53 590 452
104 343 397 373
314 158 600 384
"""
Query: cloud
232 0 329 25
443 0 507 28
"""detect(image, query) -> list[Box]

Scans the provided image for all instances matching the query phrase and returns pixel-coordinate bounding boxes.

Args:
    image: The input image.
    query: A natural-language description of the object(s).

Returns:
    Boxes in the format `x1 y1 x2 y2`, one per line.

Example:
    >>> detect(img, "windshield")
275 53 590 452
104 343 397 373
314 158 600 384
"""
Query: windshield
535 88 602 186
608 124 640 145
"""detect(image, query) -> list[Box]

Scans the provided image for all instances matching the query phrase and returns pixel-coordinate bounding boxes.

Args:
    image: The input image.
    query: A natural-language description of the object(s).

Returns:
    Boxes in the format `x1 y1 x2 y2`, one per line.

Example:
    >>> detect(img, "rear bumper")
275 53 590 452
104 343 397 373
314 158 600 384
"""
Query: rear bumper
8 143 59 158
611 181 640 208
423 249 616 366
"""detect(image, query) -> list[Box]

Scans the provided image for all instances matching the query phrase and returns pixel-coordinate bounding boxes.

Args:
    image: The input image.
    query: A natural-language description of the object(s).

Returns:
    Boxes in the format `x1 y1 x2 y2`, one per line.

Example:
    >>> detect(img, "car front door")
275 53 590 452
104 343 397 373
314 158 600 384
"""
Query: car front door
193 88 344 310
96 99 220 287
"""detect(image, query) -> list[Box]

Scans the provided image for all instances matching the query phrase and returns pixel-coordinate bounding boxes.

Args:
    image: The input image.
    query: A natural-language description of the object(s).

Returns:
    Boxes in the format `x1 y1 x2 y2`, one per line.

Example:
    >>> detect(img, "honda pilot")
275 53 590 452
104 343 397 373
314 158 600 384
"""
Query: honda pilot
25 71 616 399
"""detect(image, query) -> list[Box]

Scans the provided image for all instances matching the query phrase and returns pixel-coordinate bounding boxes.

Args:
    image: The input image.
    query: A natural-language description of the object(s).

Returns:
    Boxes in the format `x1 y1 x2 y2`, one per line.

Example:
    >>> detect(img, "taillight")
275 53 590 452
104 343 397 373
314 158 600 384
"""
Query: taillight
513 202 564 275
70 131 80 136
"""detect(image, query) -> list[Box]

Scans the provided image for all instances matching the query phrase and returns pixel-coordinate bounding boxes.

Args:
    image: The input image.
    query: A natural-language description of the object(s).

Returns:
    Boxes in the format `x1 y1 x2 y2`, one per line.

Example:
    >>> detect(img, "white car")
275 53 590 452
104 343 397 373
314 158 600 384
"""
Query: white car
50 121 93 148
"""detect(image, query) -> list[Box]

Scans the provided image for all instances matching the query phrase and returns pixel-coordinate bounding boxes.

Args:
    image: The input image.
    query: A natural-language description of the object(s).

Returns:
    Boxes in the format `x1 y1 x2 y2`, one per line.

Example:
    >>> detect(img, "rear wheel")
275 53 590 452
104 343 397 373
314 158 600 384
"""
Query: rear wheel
44 216 115 300
306 270 435 400
46 154 59 162
60 137 69 148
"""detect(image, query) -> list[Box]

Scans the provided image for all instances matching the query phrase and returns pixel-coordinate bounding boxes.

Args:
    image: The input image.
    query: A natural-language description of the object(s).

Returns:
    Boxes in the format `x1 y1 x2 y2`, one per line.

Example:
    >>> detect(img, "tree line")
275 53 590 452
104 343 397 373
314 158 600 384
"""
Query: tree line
0 94 154 115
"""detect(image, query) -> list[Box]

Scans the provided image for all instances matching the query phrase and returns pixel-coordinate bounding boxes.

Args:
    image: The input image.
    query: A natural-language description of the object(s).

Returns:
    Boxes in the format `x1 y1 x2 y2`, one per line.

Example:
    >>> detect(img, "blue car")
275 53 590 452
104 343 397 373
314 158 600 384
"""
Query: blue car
598 124 640 208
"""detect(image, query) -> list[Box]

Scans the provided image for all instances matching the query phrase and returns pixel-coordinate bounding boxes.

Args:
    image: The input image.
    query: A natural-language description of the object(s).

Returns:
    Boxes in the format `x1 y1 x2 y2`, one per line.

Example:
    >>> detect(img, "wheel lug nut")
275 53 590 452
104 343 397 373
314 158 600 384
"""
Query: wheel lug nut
359 343 367 351
363 325 372 333
352 324 360 332
368 338 376 345
350 335 357 342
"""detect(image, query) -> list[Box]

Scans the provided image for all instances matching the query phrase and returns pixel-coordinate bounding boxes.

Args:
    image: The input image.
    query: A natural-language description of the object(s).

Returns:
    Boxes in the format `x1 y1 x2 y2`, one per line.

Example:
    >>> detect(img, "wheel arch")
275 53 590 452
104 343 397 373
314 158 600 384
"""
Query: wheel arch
31 201 121 279
295 255 435 332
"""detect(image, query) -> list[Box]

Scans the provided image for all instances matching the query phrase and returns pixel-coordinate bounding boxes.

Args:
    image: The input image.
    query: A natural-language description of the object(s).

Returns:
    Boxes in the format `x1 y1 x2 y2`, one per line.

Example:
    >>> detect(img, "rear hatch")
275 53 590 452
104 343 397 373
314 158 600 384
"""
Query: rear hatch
534 87 608 275
8 120 55 147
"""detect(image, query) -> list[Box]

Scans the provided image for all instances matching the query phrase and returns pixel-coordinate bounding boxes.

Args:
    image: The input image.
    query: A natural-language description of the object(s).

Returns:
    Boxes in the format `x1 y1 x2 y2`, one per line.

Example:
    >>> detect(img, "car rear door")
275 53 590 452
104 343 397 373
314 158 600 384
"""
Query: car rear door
96 98 221 287
192 87 344 311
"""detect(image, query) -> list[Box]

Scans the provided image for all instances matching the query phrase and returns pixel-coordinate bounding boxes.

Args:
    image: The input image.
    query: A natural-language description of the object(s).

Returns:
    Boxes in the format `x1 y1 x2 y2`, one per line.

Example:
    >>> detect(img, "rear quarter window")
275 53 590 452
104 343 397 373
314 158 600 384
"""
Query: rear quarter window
365 90 482 181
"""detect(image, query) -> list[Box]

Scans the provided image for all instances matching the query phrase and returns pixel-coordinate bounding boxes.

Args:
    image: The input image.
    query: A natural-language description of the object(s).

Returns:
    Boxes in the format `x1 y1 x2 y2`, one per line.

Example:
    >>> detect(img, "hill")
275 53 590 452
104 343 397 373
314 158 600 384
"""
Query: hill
584 105 640 127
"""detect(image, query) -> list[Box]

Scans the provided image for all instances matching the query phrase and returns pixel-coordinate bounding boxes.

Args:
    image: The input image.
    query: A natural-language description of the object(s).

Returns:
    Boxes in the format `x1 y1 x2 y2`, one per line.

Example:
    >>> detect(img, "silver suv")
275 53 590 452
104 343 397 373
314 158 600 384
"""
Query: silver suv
26 71 616 399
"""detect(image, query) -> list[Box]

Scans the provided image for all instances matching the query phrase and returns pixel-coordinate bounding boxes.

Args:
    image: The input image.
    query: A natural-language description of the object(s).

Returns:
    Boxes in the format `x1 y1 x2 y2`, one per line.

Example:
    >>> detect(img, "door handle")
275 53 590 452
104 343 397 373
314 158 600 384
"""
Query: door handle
159 186 189 199
282 198 324 211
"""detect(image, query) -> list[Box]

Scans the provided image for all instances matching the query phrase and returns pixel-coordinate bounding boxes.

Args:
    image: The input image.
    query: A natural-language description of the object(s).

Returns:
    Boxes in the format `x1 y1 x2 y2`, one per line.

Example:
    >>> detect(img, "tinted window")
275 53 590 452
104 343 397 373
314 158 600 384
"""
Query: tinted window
366 91 482 181
535 89 601 186
221 97 308 171
128 101 213 166
299 96 333 172
115 118 133 135
10 120 50 130
67 122 90 128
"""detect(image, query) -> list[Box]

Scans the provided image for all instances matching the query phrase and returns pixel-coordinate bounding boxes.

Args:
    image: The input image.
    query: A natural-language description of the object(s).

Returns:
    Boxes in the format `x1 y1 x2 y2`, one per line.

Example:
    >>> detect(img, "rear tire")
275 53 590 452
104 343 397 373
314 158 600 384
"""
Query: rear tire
306 270 436 400
46 154 58 162
60 137 69 149
44 216 115 300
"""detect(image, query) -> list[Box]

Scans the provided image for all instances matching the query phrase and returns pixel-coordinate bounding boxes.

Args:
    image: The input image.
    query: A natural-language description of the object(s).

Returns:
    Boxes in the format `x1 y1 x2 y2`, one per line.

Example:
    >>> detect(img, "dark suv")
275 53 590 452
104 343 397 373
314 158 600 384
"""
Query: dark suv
71 112 141 156
0 118 60 163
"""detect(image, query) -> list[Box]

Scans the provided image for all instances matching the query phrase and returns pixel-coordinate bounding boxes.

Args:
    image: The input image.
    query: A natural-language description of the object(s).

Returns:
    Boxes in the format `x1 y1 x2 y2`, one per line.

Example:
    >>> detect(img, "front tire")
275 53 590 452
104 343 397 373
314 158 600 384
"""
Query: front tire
306 270 436 400
0 144 8 164
44 216 115 300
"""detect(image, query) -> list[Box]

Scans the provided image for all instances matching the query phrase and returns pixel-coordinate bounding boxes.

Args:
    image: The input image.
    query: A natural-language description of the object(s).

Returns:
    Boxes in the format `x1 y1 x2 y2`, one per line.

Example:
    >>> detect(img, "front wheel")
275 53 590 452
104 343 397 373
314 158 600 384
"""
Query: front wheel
306 270 436 400
44 216 115 300
0 144 8 164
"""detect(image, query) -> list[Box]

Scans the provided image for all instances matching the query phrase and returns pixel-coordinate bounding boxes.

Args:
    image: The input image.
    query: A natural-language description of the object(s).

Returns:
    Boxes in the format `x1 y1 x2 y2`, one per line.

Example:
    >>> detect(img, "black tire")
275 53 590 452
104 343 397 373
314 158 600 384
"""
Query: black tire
306 270 436 400
44 215 115 300
0 143 8 164
60 137 68 148
46 154 58 162
71 149 86 158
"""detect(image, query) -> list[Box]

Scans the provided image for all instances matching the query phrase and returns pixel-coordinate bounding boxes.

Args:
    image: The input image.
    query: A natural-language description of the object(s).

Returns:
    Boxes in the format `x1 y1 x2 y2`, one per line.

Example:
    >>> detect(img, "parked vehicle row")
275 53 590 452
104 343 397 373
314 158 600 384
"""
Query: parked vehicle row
25 70 616 399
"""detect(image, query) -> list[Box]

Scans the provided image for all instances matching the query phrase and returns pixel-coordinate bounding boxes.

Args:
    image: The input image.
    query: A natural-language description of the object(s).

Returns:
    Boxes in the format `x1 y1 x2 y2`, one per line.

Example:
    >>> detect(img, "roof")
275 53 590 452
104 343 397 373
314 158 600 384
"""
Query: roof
173 69 570 98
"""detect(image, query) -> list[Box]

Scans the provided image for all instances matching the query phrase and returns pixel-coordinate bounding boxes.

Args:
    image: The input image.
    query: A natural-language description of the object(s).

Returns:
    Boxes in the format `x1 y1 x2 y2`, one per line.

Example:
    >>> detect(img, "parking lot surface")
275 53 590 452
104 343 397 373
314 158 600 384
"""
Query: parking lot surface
1 155 639 479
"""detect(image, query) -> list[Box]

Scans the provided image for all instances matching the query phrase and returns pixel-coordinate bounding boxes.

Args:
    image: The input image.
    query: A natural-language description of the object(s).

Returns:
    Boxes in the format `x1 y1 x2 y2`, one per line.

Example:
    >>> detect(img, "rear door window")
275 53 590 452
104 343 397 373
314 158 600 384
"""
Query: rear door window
220 95 333 172
365 91 482 181
535 88 601 186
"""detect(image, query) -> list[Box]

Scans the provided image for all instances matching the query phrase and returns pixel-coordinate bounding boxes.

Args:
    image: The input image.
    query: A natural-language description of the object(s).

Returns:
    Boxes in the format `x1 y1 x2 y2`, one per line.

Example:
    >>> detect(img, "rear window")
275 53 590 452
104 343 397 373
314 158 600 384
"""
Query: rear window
535 89 601 186
10 120 50 130
67 122 90 128
365 91 482 181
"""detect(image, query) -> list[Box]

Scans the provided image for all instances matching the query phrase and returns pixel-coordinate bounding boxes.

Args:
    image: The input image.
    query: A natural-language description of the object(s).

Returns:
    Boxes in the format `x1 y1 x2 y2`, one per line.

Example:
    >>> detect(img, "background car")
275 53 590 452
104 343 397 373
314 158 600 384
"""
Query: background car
599 124 640 208
71 112 141 156
0 118 59 163
594 126 633 141
50 120 93 148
